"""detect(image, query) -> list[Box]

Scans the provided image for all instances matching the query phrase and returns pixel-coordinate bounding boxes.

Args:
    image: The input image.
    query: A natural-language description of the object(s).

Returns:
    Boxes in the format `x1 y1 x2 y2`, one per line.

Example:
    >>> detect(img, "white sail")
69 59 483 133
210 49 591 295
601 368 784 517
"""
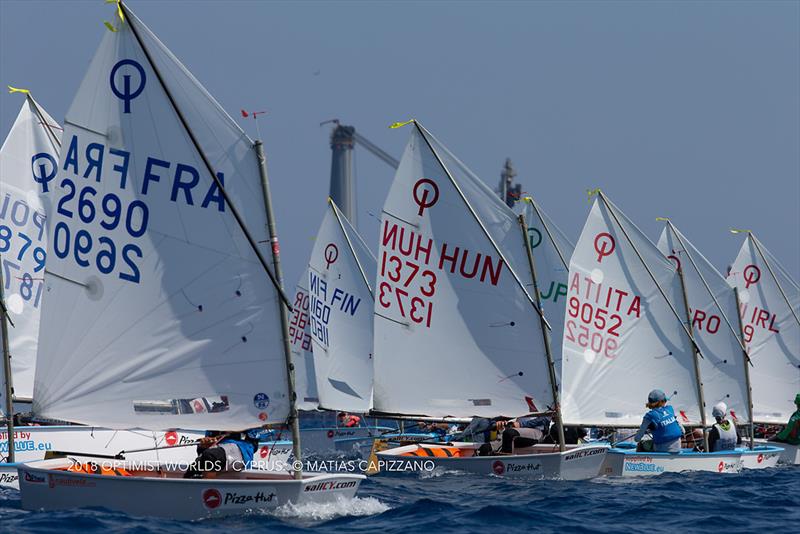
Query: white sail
657 223 750 424
561 196 700 427
373 123 553 418
289 274 318 411
308 199 375 412
513 196 574 380
727 234 800 423
32 11 289 430
0 96 61 411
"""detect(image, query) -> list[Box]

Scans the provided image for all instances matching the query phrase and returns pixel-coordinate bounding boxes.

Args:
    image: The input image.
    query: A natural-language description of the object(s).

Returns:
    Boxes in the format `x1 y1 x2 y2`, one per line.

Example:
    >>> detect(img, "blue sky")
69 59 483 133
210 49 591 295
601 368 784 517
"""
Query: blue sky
1 0 798 282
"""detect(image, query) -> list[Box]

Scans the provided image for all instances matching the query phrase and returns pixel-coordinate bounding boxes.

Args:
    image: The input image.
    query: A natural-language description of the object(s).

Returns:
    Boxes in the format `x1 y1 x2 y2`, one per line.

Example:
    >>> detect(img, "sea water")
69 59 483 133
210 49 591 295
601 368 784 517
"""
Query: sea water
1 466 797 532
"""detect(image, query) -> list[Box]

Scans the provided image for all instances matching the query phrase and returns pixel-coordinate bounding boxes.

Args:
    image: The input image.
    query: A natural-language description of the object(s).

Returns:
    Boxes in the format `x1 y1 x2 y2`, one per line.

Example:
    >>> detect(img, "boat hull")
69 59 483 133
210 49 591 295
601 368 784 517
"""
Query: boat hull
602 448 743 476
754 439 799 465
18 458 364 520
376 442 608 480
1 427 204 489
739 445 783 469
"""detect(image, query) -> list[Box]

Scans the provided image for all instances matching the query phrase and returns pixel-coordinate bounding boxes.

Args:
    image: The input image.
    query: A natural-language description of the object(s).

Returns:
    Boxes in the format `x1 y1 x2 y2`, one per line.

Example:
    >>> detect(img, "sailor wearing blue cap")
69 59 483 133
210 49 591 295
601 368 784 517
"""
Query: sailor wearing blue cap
633 389 684 453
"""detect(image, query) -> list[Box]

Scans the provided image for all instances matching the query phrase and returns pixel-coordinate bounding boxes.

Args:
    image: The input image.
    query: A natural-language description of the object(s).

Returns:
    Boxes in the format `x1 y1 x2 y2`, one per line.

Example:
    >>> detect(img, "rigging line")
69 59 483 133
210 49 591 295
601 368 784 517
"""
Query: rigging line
666 222 751 359
412 121 550 330
598 192 701 355
329 198 374 298
526 197 569 272
26 94 61 151
749 234 800 327
120 2 291 309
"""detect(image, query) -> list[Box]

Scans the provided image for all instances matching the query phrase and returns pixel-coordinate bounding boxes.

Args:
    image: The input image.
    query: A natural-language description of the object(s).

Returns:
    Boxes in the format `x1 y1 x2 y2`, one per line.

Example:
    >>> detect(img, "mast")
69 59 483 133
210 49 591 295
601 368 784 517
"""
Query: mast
518 214 565 451
733 287 755 449
0 267 14 462
675 260 710 452
255 140 302 479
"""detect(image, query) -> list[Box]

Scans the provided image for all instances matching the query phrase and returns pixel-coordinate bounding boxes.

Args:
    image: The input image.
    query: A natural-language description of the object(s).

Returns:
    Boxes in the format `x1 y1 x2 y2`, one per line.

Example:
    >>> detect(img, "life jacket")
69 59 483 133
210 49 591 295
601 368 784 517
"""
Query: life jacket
645 406 683 444
711 420 738 452
341 415 361 428
66 463 131 476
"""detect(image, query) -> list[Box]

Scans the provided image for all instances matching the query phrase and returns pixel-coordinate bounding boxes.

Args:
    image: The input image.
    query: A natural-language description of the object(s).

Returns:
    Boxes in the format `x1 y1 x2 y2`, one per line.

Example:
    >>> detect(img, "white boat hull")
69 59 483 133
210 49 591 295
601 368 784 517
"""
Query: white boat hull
18 458 364 520
0 463 19 489
754 439 799 465
1 427 204 489
298 426 394 454
376 442 608 480
602 448 743 476
739 445 783 469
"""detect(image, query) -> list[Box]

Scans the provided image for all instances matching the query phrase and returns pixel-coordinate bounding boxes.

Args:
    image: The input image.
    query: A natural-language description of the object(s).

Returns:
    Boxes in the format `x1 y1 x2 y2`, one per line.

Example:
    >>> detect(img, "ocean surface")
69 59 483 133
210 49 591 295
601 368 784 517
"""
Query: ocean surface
1 464 797 533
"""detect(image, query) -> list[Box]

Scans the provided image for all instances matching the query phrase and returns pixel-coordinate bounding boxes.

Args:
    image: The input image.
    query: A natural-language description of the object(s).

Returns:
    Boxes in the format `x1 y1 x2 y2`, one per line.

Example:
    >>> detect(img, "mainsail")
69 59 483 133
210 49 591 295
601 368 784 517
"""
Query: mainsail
0 95 61 412
289 274 319 411
32 8 290 430
657 222 750 424
373 122 554 418
513 196 574 380
308 199 375 412
727 233 800 423
561 195 700 427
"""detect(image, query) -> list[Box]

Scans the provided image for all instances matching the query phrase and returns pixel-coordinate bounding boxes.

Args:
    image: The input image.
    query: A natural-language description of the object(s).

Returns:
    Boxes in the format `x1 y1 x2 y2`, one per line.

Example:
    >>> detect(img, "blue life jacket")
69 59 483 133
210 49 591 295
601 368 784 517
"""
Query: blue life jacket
644 406 683 444
209 429 260 465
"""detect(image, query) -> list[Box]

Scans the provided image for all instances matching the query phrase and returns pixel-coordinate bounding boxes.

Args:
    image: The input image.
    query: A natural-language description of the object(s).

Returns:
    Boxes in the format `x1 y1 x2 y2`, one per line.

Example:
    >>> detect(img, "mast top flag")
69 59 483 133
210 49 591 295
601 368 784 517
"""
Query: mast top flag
32 0 293 431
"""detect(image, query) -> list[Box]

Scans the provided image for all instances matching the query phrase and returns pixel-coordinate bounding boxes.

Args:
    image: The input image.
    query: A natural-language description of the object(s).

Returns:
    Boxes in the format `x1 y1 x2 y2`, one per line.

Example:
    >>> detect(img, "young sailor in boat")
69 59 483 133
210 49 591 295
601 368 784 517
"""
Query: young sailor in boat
497 415 551 454
634 389 684 453
707 402 741 452
769 393 800 446
338 412 362 428
183 429 261 478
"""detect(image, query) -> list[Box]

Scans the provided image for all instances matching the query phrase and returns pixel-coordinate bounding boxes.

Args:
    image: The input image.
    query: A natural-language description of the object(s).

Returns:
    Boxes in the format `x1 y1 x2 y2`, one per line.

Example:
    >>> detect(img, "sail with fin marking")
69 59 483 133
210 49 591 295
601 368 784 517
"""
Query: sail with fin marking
373 122 553 418
513 196 574 380
308 199 375 412
289 273 318 411
32 7 289 430
657 223 750 424
0 96 61 413
727 234 800 423
561 195 700 427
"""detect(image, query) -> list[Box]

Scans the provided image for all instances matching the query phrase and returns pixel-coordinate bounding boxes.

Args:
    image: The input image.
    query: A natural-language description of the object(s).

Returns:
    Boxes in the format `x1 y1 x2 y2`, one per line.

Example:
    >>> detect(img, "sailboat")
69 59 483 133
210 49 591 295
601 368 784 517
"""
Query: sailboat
17 2 362 518
372 121 607 479
0 92 203 490
657 220 782 469
564 192 743 476
727 231 800 465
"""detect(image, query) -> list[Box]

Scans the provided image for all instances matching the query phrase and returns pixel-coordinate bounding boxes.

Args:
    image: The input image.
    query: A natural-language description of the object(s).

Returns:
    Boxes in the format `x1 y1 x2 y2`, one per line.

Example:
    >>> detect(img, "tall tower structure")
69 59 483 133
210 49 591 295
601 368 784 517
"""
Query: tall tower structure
499 158 521 208
329 124 357 226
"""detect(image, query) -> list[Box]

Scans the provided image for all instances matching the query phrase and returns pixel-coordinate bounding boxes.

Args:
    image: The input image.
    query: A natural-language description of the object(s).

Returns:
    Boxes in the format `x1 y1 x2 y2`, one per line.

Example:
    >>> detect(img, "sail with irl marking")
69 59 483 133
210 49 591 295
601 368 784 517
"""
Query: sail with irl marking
513 196 574 380
288 273 318 411
727 233 800 423
308 199 375 412
657 222 750 424
373 122 553 418
0 95 61 413
32 9 289 429
561 195 700 427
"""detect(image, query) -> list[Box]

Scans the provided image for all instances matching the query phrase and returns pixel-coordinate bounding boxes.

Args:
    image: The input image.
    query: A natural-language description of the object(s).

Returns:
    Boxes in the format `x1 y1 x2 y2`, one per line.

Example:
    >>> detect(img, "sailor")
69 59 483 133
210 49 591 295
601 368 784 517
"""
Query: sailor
769 393 800 446
548 424 588 445
183 428 261 478
634 389 684 453
498 415 551 453
707 402 741 452
337 412 362 428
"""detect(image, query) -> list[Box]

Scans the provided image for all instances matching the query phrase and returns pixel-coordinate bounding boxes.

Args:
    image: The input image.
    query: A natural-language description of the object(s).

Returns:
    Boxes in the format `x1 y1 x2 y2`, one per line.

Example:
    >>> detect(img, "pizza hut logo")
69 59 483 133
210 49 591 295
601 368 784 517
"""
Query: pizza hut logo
327 430 335 439
492 460 505 475
202 488 222 509
259 446 270 459
757 454 763 463
165 431 178 446
717 461 724 473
